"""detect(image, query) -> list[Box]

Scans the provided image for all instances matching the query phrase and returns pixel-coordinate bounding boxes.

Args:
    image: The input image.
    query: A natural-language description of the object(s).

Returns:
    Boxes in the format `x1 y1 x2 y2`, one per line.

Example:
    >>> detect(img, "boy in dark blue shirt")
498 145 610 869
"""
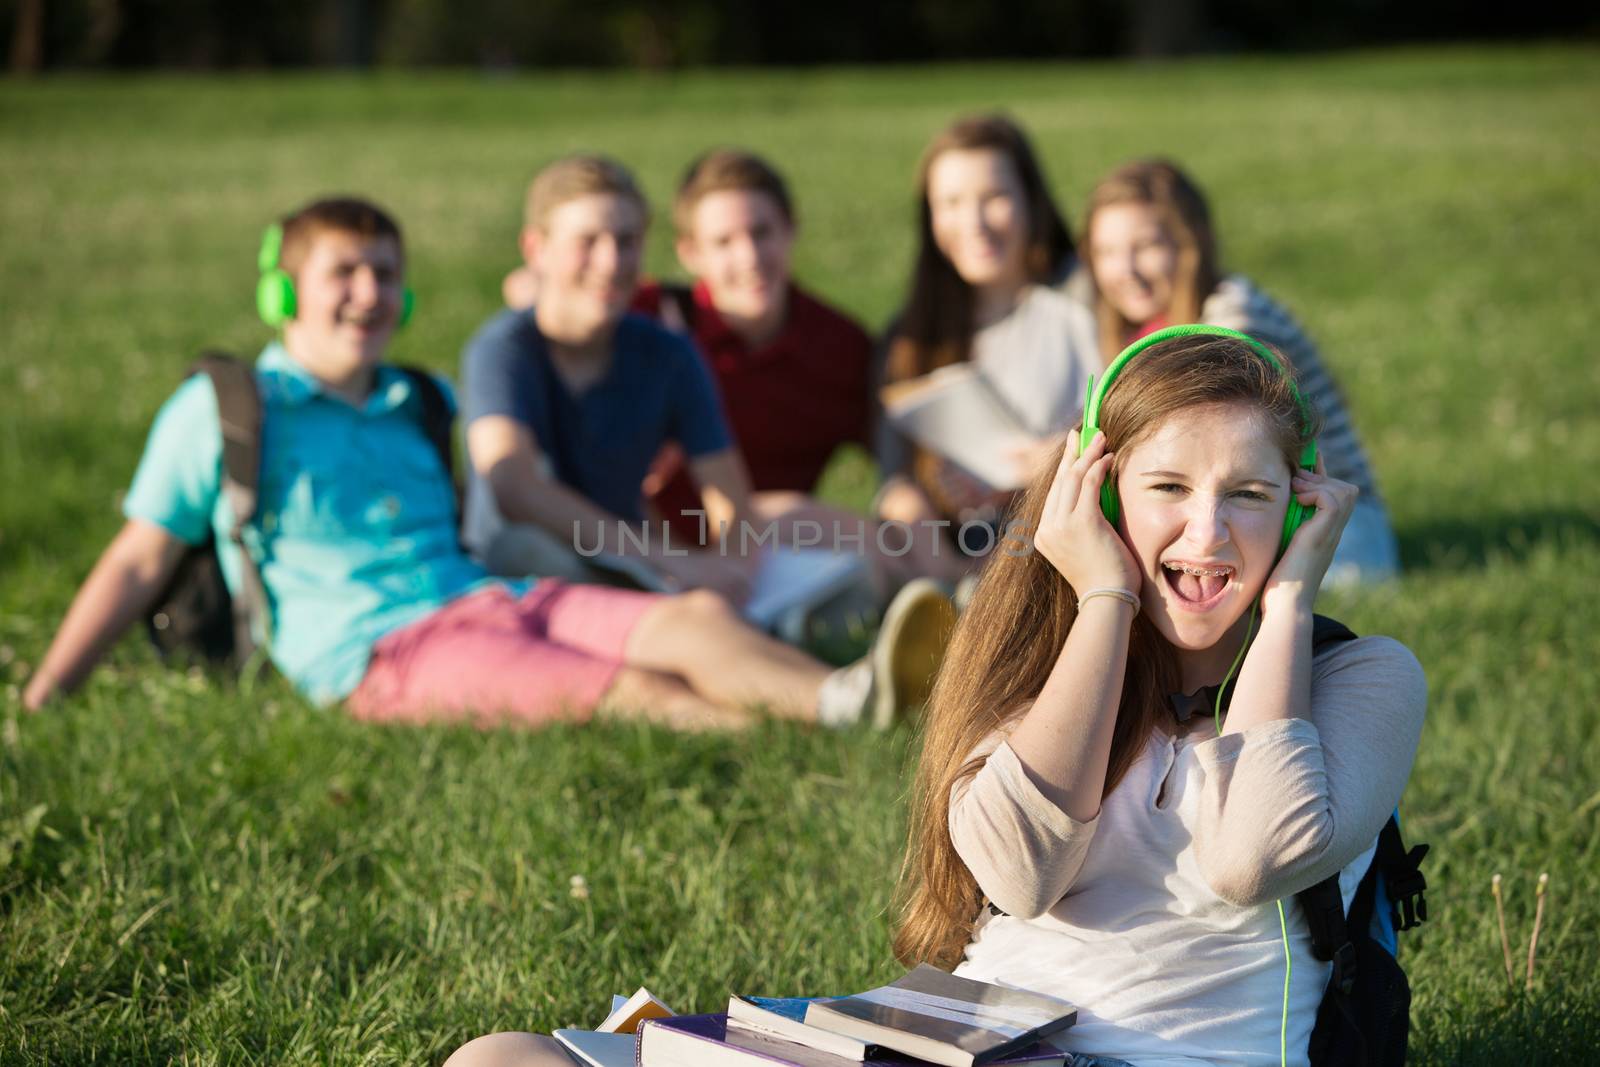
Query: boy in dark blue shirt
463 155 753 601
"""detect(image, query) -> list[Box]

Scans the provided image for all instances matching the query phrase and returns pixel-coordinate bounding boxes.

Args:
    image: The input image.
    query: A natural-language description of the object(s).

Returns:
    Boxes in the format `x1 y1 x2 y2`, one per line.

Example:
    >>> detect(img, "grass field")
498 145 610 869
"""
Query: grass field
3 44 1599 1064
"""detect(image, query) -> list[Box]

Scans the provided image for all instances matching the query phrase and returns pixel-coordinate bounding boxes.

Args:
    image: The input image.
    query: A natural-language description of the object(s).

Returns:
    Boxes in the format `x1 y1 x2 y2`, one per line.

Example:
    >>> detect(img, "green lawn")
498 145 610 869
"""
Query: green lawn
3 44 1599 1064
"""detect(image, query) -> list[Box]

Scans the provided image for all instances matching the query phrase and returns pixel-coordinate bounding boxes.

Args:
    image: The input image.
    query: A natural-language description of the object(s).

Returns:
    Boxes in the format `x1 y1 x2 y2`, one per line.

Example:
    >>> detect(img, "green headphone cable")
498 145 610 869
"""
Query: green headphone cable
1275 898 1292 1067
1210 601 1257 740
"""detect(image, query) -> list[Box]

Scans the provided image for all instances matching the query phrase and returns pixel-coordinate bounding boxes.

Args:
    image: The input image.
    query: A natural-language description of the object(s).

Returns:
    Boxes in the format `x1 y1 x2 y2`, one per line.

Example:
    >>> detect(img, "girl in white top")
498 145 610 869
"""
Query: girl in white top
894 331 1425 1067
876 114 1099 582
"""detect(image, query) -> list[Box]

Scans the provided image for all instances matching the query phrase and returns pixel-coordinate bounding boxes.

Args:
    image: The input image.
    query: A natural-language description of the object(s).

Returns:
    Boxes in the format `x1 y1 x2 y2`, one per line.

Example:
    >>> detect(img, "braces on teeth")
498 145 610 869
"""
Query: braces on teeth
1164 562 1232 578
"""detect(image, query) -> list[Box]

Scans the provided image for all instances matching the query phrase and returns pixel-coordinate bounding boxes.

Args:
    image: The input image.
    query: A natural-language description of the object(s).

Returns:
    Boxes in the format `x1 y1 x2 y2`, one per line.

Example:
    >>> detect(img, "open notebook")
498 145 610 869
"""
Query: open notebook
591 546 867 631
880 364 1040 491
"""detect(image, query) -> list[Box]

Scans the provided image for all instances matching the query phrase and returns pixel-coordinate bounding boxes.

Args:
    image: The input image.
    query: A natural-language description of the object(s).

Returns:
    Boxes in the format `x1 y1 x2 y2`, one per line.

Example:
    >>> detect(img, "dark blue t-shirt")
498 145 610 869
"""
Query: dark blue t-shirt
461 309 732 539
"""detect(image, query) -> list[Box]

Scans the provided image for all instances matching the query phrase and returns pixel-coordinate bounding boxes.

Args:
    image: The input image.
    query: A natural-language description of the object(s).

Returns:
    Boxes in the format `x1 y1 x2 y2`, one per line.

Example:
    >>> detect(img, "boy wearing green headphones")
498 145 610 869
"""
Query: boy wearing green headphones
25 197 951 731
26 196 429 711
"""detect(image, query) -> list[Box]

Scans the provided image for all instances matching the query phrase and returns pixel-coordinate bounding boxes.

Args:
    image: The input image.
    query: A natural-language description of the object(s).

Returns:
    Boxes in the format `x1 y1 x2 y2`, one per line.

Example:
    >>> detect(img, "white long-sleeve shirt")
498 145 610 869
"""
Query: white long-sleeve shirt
950 635 1426 1067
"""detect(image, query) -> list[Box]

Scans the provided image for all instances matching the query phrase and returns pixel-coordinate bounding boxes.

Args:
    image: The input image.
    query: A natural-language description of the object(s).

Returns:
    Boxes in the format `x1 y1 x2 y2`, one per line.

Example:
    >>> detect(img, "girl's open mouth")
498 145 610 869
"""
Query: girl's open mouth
1161 560 1234 610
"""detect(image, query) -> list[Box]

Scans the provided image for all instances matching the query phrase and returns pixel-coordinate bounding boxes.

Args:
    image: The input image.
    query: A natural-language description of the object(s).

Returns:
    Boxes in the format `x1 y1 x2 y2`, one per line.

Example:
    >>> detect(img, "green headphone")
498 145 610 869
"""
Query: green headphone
255 223 415 329
1078 323 1317 554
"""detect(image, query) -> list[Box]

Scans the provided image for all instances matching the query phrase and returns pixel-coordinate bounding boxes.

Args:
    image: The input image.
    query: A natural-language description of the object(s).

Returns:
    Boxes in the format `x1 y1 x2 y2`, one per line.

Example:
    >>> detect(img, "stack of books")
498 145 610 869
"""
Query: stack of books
553 965 1077 1067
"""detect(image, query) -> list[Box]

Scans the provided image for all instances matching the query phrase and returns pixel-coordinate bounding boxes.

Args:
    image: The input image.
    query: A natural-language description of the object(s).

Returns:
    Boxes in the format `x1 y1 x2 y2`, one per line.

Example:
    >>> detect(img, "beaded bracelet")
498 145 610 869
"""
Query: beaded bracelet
1076 586 1141 613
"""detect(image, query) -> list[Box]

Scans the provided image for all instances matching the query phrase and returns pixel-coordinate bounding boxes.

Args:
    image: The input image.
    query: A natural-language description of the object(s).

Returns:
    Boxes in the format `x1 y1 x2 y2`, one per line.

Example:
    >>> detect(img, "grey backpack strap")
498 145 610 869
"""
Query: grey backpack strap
188 352 272 658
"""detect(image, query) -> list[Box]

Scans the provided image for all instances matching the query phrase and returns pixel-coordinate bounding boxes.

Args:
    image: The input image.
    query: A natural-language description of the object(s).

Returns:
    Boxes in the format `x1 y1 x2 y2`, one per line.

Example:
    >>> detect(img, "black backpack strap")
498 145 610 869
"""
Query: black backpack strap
1303 813 1424 1067
187 352 272 658
1298 620 1427 1067
1301 814 1410 1003
1301 871 1360 994
1298 615 1363 991
1304 615 1430 932
1376 818 1430 932
1312 614 1358 649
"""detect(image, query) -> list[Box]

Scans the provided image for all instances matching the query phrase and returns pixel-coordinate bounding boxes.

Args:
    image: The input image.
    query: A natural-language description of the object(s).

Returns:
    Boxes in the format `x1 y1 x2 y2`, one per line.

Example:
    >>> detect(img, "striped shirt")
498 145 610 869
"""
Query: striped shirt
1202 275 1379 501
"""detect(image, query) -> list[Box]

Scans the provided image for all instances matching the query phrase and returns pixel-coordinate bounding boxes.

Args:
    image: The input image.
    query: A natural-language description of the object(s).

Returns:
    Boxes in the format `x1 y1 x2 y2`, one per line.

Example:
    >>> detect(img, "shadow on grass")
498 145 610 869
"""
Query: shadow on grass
1414 990 1600 1065
1396 509 1600 573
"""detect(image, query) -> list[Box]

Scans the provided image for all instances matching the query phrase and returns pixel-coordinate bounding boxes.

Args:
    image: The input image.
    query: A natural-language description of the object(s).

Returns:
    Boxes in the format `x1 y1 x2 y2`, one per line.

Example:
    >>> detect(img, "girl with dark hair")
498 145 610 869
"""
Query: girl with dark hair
1084 158 1398 585
876 114 1099 582
894 332 1425 1066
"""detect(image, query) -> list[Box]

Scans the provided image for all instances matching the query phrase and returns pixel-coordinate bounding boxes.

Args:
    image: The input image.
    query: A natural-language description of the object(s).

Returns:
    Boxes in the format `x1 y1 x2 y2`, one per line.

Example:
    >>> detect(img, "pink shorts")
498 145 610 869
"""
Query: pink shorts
347 580 661 728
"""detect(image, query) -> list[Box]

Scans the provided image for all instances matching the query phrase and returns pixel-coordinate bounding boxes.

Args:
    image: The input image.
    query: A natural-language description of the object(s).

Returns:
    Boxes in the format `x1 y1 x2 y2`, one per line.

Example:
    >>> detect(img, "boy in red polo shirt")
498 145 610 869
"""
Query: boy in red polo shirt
630 149 874 524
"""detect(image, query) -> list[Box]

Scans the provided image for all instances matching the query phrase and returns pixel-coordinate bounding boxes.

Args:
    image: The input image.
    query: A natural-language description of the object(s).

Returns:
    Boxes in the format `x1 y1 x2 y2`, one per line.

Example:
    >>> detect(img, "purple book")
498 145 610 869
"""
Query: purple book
636 1014 1066 1067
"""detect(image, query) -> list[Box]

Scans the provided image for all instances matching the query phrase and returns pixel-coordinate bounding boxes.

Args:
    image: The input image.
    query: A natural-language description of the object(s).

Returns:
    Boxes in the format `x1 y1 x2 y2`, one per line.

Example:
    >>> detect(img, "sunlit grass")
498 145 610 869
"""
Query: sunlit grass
2 44 1598 1064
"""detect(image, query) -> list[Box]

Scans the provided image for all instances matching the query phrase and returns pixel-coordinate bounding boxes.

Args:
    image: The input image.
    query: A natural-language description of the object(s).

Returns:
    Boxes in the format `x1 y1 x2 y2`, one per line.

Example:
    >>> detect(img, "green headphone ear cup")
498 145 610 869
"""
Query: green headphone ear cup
398 287 415 329
256 269 295 327
1280 497 1317 554
1279 438 1319 554
1100 479 1120 526
1281 499 1303 554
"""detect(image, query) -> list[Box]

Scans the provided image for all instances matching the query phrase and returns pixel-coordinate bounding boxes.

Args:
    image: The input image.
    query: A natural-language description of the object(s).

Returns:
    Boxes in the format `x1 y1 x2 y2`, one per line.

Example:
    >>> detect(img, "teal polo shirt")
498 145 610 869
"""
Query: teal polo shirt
125 343 518 704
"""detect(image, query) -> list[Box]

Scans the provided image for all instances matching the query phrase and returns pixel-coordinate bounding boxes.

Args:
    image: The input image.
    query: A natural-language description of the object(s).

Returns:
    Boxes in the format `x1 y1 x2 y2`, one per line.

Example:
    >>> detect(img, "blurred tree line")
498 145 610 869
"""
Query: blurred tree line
6 0 1593 73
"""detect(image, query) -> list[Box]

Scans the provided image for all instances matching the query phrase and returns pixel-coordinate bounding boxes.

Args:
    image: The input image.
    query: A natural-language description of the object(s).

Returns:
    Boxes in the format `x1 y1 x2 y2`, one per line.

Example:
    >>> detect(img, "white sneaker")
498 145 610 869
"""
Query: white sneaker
816 657 875 729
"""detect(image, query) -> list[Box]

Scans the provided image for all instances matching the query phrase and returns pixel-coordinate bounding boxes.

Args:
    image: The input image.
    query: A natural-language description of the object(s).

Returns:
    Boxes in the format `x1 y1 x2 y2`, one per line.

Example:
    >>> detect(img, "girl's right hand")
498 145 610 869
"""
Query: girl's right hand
1033 429 1142 595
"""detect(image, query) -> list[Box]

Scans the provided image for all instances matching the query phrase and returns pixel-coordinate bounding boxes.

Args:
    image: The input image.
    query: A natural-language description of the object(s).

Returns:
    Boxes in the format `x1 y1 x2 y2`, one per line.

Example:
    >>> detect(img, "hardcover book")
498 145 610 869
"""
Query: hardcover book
801 966 1077 1067
553 1028 636 1067
727 995 872 1060
637 1013 1066 1067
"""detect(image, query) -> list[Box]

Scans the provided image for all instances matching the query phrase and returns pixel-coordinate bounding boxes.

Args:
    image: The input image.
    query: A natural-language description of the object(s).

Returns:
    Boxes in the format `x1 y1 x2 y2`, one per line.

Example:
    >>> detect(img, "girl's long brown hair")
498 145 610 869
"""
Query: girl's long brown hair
892 333 1315 971
885 114 1075 384
1083 159 1222 361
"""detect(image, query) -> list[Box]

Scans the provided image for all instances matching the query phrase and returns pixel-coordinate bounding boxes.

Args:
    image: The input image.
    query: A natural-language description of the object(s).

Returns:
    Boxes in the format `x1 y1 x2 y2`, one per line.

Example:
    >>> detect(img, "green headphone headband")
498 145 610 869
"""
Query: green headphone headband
254 222 414 330
1078 323 1317 553
257 223 284 274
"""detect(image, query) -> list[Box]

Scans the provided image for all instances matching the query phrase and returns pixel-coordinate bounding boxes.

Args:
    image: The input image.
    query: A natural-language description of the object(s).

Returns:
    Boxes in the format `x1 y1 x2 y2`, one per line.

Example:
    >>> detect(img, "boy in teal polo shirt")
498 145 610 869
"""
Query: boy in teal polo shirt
24 197 952 730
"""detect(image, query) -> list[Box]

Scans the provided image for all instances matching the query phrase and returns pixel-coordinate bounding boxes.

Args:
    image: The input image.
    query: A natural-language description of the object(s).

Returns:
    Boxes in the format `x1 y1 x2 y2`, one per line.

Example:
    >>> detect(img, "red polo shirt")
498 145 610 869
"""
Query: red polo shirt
633 279 874 535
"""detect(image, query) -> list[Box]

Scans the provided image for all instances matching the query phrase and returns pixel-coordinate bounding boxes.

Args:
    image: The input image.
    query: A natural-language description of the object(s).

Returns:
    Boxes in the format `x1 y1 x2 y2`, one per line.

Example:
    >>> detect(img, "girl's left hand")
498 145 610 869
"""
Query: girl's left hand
1261 455 1359 612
